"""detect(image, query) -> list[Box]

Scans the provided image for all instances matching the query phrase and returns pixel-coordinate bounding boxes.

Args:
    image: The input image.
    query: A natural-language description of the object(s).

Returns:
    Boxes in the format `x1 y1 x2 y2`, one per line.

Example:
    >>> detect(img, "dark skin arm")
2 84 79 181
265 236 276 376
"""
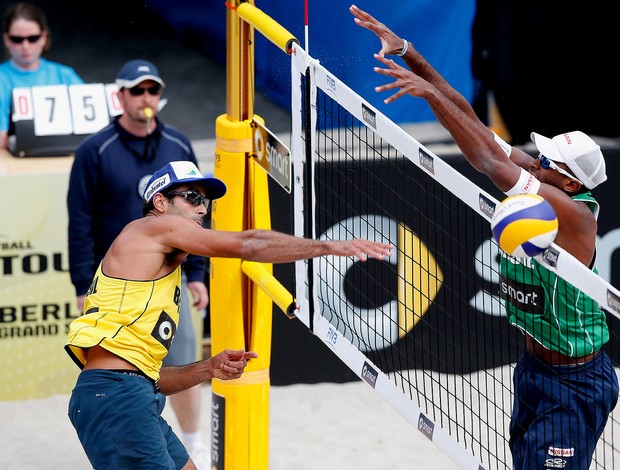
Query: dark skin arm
350 5 596 266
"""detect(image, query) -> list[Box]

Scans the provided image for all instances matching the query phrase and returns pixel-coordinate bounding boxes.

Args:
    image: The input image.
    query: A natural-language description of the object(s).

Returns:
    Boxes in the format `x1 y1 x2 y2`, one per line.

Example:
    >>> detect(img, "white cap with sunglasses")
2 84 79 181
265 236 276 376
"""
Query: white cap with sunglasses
143 161 227 203
530 131 607 190
115 59 166 89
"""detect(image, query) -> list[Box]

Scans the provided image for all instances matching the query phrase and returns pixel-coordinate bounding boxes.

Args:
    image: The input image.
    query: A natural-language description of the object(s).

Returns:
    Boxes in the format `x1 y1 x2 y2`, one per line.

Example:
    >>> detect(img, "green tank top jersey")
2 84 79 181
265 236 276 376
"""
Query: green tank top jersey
65 264 182 382
499 192 609 357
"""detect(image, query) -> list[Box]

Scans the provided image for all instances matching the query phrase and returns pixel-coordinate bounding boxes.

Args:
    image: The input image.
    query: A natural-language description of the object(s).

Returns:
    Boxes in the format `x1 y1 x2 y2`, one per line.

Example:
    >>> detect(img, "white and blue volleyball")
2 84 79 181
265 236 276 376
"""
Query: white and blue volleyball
491 194 558 258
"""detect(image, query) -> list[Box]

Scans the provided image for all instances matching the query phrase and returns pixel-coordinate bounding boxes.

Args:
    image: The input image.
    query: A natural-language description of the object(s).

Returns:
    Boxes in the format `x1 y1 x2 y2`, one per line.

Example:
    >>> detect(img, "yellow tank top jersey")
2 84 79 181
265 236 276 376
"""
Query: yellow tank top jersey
65 263 182 382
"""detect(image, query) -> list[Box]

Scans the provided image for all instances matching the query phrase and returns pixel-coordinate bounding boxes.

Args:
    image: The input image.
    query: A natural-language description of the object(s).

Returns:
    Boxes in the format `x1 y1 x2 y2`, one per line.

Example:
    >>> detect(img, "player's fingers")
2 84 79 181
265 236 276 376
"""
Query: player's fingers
378 70 409 86
373 66 388 76
384 89 406 104
373 63 402 77
373 53 390 64
363 243 392 258
374 79 399 92
350 5 374 22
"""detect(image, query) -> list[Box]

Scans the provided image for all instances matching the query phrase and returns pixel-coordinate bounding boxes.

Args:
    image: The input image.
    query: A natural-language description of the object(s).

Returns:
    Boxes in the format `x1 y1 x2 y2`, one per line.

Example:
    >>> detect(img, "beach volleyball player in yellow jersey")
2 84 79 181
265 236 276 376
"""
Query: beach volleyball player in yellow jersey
65 161 393 470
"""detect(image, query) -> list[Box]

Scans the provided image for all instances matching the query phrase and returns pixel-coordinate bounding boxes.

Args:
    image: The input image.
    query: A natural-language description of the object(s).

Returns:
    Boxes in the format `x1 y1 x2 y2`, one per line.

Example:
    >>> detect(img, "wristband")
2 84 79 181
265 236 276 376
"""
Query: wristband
397 39 409 57
505 168 541 196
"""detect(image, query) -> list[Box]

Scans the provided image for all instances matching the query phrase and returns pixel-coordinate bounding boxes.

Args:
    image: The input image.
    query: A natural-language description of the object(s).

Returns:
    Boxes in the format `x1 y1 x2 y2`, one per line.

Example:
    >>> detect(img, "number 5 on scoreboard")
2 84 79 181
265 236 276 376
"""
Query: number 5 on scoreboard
69 83 110 135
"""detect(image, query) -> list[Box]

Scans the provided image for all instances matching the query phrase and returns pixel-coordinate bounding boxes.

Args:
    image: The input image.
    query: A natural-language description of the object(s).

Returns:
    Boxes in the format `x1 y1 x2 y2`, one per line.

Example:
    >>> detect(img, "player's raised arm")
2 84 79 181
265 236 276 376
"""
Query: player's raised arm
350 4 477 123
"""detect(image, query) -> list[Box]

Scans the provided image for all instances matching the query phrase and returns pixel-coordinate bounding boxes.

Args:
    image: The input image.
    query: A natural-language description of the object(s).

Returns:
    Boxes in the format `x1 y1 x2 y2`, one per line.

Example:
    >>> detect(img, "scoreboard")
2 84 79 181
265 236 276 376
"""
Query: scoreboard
10 83 123 157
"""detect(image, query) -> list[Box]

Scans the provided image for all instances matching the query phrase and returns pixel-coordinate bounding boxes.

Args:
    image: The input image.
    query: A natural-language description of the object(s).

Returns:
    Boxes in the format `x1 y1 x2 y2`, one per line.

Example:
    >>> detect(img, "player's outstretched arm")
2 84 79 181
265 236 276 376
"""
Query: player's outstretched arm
232 230 394 264
371 54 520 191
165 221 394 265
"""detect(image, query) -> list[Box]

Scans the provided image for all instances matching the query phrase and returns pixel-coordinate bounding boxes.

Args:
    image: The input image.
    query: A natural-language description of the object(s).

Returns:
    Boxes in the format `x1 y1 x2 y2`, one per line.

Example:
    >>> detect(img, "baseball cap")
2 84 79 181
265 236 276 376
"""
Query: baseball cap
116 59 166 89
530 131 607 189
143 161 227 203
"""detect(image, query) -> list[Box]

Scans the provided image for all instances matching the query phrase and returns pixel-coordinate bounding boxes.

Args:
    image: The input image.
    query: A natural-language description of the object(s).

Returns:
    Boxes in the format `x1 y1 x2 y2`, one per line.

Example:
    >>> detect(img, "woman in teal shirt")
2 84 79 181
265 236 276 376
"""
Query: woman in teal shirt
0 2 83 149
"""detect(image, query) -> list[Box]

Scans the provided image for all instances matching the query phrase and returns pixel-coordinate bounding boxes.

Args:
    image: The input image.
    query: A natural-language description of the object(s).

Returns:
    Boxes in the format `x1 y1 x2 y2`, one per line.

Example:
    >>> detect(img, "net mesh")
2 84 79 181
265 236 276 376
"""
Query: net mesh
291 46 620 469
311 86 518 469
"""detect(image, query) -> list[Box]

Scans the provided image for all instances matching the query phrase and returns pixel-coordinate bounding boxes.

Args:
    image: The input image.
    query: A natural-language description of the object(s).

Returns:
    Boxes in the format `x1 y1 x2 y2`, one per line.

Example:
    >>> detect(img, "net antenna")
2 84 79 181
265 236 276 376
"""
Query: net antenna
304 0 309 53
290 43 620 469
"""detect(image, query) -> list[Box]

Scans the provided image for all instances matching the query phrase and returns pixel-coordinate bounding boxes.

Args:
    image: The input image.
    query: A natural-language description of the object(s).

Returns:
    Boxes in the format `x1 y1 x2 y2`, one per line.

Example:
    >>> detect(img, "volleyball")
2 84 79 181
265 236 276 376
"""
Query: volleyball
491 194 558 258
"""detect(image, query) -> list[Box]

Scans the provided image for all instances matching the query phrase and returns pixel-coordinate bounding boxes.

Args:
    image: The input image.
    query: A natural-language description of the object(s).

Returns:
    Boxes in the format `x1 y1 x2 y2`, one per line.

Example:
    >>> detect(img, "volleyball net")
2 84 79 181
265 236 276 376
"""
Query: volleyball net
288 44 620 469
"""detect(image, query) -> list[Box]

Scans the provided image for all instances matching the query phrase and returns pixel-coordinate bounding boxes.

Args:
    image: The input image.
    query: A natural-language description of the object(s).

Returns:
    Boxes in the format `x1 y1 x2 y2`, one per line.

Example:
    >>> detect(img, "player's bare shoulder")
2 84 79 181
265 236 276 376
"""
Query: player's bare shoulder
113 215 182 245
140 214 205 245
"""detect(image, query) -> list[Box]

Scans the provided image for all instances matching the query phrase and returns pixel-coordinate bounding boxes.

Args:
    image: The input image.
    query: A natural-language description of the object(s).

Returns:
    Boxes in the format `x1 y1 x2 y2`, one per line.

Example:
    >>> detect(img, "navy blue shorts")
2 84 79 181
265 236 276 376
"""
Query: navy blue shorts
68 369 189 469
509 350 618 469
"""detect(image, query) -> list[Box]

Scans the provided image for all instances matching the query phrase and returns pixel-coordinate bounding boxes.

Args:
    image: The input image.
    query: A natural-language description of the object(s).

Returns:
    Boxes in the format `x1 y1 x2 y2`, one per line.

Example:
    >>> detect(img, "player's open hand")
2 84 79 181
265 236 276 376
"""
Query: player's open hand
350 5 402 57
212 348 258 380
333 239 393 261
372 54 433 104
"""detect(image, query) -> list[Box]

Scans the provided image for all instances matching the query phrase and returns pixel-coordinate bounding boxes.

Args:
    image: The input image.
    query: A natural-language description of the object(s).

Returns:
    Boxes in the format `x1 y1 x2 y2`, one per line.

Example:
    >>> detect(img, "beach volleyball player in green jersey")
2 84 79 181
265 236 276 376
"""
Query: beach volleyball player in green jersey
351 5 618 469
65 160 393 470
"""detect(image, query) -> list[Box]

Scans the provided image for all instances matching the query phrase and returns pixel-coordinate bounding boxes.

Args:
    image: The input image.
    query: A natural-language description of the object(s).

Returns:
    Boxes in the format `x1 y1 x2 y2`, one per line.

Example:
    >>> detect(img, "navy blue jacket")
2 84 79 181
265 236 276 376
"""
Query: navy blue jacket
67 117 206 296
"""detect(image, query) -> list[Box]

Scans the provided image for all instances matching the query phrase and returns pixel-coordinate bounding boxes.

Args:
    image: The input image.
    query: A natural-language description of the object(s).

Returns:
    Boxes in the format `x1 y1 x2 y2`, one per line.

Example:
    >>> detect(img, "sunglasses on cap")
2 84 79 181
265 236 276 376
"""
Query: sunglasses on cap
167 189 210 209
538 154 583 185
8 34 42 44
126 85 163 97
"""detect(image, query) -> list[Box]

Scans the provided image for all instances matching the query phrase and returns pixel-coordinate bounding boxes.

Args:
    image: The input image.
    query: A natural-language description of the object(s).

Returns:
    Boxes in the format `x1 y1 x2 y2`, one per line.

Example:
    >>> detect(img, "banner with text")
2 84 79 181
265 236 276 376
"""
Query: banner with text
0 172 80 400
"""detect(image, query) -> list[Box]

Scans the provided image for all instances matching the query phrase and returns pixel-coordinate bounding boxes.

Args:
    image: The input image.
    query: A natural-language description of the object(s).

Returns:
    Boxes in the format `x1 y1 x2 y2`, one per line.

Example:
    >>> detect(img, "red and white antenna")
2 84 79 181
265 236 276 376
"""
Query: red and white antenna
304 0 309 52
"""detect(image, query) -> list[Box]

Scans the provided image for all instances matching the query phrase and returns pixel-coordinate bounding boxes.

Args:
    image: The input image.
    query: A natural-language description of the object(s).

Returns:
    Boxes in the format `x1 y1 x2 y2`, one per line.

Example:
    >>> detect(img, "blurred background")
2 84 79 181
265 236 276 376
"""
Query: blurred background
156 0 620 145
5 0 618 143
0 0 292 140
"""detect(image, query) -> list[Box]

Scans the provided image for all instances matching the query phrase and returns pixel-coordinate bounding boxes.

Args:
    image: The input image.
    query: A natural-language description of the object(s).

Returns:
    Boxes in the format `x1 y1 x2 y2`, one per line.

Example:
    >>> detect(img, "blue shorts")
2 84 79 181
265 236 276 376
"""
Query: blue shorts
509 350 618 470
68 369 189 469
163 276 199 367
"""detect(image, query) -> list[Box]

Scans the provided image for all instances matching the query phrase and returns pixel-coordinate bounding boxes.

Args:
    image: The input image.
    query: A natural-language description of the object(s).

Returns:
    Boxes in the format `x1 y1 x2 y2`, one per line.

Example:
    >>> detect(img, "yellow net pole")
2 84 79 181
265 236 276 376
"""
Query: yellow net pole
211 0 259 468
211 2 298 469
236 3 298 54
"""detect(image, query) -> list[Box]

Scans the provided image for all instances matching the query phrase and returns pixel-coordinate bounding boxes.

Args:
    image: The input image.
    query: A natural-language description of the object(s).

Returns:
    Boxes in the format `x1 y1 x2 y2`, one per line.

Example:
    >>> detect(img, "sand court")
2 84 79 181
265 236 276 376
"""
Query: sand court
0 381 457 469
